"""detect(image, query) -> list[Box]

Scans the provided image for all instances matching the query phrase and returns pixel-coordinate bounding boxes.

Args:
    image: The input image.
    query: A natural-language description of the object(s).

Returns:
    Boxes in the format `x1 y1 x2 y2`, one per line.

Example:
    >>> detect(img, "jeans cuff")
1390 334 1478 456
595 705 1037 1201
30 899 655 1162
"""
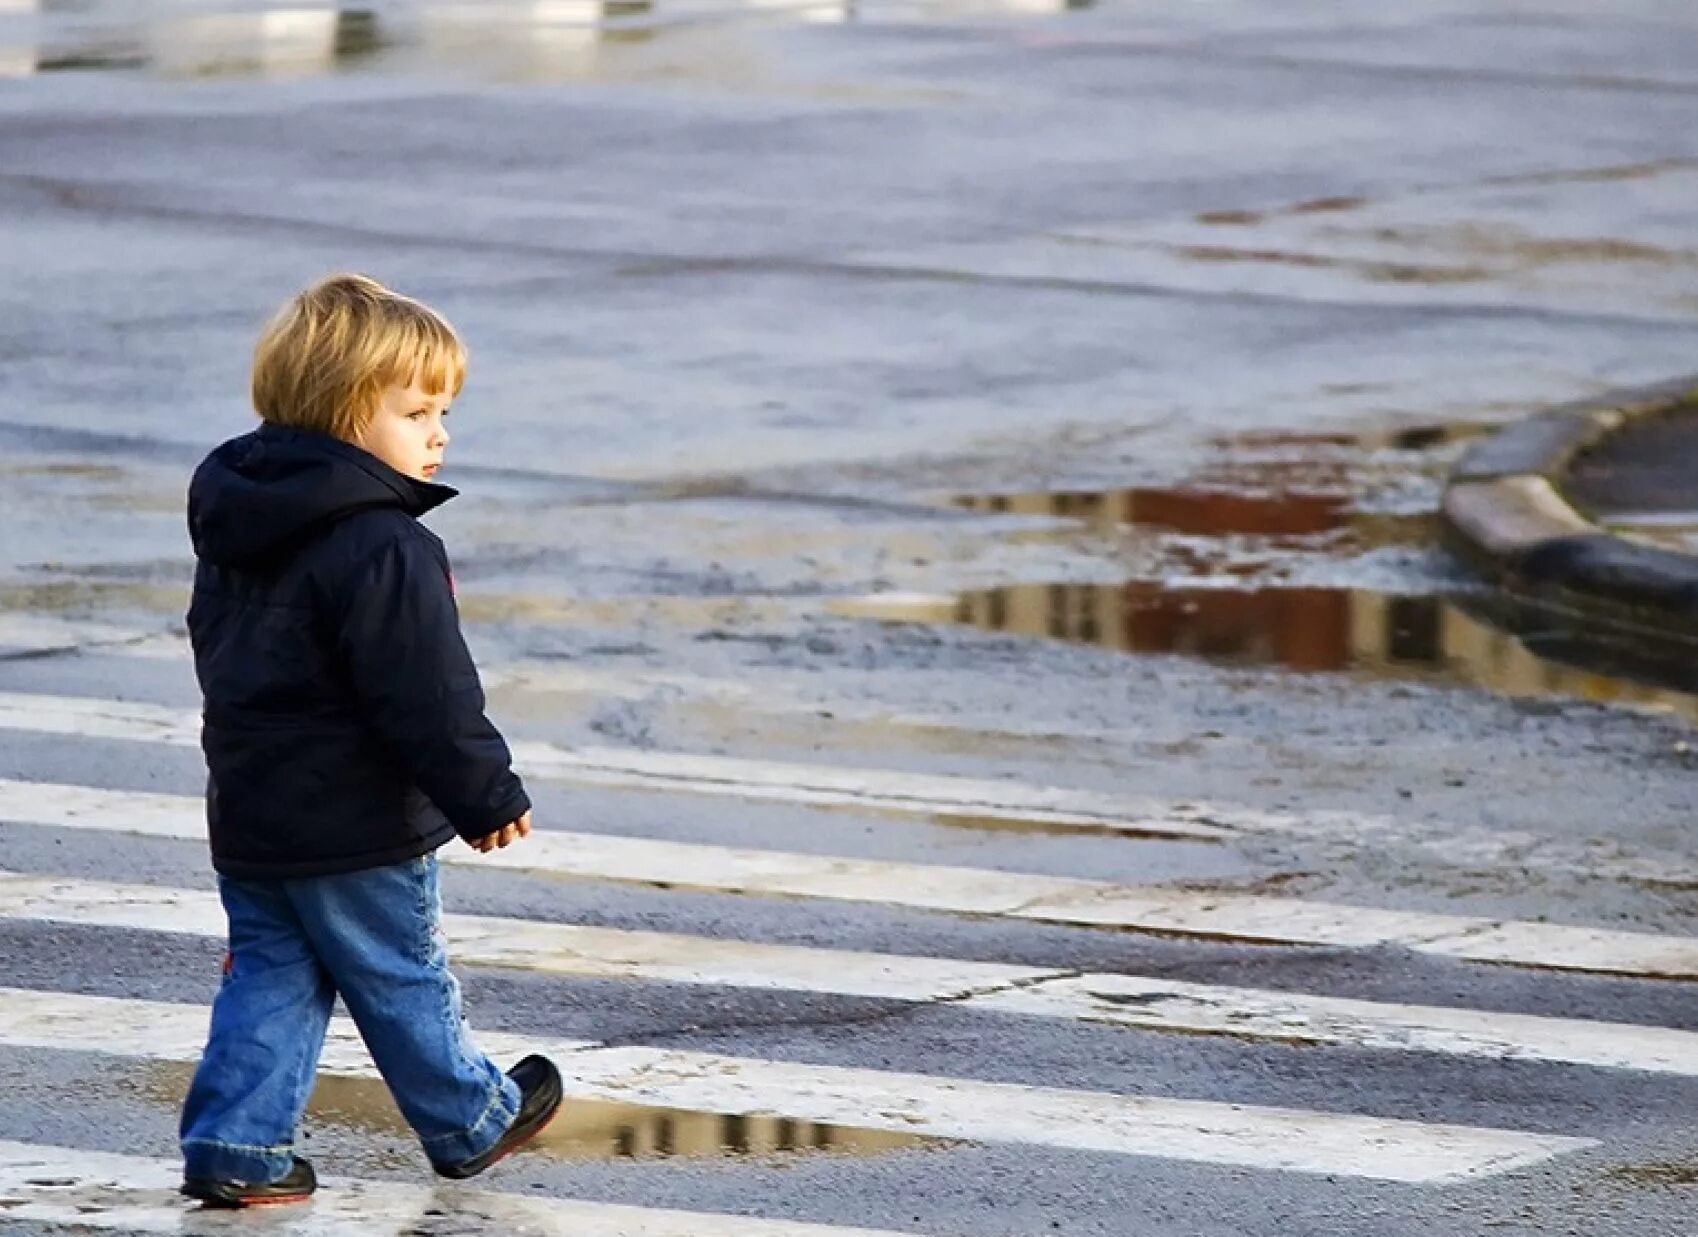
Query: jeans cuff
181 1137 295 1184
420 1075 522 1169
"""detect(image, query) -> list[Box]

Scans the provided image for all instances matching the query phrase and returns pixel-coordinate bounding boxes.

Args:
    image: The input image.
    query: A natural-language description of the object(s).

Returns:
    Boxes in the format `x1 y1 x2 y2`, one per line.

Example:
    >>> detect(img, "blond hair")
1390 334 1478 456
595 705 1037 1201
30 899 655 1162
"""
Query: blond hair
251 274 466 442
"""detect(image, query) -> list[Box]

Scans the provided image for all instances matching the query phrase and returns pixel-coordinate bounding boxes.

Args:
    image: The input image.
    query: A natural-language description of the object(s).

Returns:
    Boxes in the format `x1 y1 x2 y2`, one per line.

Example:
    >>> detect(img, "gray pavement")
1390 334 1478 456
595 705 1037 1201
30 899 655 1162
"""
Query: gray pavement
5 2 1698 1235
1567 405 1698 523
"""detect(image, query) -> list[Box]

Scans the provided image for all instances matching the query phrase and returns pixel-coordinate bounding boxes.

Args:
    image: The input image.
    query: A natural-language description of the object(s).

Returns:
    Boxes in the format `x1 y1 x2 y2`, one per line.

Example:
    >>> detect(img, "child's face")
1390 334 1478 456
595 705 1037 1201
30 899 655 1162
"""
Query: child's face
358 377 452 482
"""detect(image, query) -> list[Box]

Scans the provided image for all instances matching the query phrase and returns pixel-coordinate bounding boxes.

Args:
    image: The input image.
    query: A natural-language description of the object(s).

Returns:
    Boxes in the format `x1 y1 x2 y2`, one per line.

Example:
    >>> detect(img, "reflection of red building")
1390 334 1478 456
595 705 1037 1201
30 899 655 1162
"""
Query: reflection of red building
1120 585 1351 671
945 577 1697 717
957 582 1447 676
1121 490 1345 539
931 468 1698 709
967 487 1348 539
950 481 1496 679
957 486 1361 671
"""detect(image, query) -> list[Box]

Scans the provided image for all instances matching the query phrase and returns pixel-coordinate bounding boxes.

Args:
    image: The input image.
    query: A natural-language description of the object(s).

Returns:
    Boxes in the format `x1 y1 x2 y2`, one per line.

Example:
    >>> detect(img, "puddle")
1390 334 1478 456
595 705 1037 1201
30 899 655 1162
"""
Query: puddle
1 0 1090 82
842 580 1698 720
956 485 1433 550
944 450 1456 603
852 456 1698 720
953 425 1483 548
138 1065 937 1161
12 7 651 82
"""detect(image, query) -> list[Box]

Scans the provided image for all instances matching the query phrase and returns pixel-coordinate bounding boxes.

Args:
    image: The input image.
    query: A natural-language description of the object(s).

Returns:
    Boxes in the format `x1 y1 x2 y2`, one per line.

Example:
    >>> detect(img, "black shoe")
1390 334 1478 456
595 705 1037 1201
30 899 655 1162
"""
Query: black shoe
435 1054 564 1180
181 1156 316 1208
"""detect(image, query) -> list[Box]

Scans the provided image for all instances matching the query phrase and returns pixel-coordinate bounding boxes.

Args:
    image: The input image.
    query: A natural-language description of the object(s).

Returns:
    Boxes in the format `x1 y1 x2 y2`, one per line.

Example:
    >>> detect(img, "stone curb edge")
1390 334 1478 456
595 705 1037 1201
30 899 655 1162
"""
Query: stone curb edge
1442 375 1698 637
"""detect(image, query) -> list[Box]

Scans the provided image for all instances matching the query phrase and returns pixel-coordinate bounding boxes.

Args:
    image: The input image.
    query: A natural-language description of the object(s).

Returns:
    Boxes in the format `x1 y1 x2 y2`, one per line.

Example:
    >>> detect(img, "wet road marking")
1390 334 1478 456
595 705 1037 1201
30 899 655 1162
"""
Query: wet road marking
0 1139 916 1235
6 776 1698 979
2 645 1690 886
0 689 1228 839
0 988 1594 1182
0 616 180 658
4 870 1698 1076
0 870 1061 1002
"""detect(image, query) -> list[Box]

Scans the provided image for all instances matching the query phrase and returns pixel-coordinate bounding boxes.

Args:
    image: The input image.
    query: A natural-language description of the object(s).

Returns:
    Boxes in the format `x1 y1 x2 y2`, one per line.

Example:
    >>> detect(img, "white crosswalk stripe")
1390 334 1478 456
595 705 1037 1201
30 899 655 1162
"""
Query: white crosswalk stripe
0 1140 918 1235
0 869 1057 1001
0 987 1594 1183
3 869 1696 1075
0 616 176 658
0 671 1684 882
0 637 1684 885
0 689 1227 838
5 776 1698 978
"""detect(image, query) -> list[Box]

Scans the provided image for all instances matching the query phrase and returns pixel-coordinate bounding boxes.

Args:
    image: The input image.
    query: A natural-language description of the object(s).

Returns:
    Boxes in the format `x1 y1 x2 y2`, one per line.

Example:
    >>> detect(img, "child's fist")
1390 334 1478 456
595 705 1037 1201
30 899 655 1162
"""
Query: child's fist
468 810 532 853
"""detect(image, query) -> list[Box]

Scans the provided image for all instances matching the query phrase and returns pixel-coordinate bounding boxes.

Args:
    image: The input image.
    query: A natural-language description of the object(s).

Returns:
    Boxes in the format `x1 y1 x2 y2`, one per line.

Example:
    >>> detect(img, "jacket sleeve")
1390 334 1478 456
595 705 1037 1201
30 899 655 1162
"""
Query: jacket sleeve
332 530 531 841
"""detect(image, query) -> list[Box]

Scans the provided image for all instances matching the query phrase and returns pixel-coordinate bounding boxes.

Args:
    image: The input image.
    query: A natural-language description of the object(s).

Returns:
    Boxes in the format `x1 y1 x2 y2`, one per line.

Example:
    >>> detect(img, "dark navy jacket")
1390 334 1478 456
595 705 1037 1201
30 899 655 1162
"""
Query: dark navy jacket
186 424 530 880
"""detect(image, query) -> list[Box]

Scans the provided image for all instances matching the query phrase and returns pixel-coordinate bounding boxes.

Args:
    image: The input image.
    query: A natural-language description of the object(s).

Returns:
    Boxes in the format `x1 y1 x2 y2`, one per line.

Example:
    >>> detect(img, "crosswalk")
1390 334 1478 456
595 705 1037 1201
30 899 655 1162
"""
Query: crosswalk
2 871 1695 1074
1 616 1690 880
8 774 1698 977
0 1142 921 1236
2 987 1591 1183
0 617 1694 1229
0 687 1223 838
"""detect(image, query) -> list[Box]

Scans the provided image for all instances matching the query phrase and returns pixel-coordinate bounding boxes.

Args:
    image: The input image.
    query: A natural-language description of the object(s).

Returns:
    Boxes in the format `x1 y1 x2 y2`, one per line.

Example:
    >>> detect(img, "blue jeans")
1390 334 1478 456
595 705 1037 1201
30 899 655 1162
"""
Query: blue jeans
179 853 522 1182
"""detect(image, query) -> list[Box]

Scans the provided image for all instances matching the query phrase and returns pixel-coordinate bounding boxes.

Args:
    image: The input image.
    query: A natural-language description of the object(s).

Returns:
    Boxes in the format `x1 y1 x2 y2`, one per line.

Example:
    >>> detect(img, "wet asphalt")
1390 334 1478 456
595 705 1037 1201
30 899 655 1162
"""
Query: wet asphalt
5 1 1698 1234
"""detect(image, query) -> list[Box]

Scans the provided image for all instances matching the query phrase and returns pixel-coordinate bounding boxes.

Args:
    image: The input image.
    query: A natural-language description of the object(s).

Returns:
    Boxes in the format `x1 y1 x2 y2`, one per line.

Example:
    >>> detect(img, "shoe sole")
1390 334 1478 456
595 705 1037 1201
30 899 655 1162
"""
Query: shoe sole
436 1090 564 1180
182 1188 315 1209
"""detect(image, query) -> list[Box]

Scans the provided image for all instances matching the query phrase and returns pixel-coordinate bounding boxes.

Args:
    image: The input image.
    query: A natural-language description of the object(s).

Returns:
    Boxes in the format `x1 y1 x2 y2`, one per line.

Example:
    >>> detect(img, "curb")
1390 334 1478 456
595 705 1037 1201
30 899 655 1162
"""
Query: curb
1441 375 1698 639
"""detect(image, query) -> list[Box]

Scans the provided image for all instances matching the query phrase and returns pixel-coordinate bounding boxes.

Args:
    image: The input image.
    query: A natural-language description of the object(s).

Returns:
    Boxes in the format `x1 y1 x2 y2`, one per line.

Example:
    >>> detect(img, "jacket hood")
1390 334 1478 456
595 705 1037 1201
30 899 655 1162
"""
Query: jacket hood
188 423 456 566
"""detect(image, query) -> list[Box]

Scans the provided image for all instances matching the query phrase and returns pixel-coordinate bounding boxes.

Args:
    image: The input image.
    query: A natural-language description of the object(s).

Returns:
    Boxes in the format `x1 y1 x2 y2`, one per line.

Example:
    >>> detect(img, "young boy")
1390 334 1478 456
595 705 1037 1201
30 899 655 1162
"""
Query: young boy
178 273 562 1207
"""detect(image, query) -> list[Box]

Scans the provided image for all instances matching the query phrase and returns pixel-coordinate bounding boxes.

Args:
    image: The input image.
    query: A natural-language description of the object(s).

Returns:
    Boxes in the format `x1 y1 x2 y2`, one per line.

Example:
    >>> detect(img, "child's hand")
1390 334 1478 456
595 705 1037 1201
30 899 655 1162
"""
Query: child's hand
467 810 532 853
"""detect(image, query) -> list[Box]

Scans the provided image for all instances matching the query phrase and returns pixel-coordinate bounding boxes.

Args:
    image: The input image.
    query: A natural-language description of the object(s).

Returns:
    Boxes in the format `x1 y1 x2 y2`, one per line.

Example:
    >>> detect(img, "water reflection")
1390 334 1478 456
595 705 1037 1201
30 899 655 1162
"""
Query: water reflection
0 0 1090 80
5 5 649 80
929 583 1698 719
922 475 1698 717
142 1065 933 1160
964 486 1333 536
953 428 1475 548
151 10 362 79
0 0 32 78
4 7 378 78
